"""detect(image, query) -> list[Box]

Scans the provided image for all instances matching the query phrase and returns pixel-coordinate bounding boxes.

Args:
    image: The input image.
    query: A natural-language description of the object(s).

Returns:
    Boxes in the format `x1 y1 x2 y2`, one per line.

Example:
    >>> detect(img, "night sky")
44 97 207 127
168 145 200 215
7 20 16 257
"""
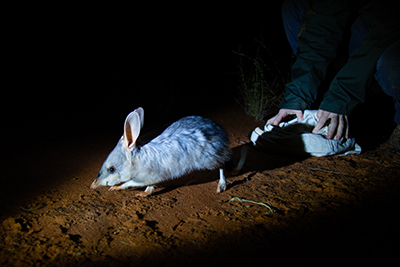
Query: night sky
5 2 290 151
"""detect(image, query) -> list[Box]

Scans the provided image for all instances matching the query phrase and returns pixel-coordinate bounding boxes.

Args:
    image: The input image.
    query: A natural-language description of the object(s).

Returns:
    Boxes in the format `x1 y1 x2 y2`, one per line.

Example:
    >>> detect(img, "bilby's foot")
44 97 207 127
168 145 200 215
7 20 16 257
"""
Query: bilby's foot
216 168 227 193
135 185 155 197
109 185 123 191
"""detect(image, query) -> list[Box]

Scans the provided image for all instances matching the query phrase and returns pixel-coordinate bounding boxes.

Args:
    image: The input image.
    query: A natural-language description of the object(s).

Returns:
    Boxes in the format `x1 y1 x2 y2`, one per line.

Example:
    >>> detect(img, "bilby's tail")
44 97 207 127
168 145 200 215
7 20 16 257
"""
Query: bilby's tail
228 144 248 175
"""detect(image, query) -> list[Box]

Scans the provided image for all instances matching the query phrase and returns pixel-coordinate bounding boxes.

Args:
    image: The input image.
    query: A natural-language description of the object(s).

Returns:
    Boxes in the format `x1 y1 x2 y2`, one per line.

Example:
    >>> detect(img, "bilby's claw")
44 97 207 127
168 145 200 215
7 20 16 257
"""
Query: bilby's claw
109 186 122 191
135 185 155 197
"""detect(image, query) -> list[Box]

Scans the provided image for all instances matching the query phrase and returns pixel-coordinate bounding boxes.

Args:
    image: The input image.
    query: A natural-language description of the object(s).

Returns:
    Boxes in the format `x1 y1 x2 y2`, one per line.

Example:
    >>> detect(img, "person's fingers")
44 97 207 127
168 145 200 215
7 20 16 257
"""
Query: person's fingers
295 110 304 122
267 114 279 125
327 116 338 140
316 109 323 120
336 115 349 140
312 110 328 134
313 119 325 134
335 115 345 140
267 109 303 126
313 110 350 140
273 113 285 126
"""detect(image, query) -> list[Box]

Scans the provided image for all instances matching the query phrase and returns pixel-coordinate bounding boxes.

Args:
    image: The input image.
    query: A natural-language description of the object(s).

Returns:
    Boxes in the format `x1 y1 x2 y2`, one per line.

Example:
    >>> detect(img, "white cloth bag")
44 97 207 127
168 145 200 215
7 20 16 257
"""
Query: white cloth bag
250 110 361 157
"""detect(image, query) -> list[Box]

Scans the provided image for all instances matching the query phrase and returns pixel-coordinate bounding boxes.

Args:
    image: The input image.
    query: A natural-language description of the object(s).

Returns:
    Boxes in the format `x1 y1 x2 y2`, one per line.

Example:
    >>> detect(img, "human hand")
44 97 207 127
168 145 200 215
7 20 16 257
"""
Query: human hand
312 109 349 140
267 109 304 126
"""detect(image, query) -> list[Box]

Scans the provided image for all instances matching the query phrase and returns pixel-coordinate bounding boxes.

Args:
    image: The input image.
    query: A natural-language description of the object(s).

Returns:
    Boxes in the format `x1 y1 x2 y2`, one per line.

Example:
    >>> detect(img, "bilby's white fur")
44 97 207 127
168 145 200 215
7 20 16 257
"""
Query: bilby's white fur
90 107 236 196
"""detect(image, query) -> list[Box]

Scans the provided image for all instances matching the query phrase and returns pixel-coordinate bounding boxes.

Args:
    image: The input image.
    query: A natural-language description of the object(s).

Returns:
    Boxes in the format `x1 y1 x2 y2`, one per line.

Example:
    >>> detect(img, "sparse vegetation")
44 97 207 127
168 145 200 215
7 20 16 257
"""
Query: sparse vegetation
234 38 290 121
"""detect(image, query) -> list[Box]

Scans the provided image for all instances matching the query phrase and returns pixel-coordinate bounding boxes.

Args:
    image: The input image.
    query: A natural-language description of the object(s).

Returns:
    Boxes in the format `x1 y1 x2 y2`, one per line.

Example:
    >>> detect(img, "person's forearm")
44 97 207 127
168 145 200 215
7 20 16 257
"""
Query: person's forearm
281 0 349 111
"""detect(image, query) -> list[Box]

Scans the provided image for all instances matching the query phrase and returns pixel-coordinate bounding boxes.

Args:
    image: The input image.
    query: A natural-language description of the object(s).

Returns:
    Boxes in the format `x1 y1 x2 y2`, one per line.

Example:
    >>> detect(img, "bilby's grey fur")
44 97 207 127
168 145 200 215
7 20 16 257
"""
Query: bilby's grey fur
90 107 244 196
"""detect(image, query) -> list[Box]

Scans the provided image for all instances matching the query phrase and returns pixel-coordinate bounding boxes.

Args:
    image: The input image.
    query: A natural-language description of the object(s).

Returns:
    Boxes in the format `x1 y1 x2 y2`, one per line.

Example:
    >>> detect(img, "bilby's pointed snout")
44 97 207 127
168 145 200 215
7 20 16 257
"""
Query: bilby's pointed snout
90 172 100 190
90 177 100 190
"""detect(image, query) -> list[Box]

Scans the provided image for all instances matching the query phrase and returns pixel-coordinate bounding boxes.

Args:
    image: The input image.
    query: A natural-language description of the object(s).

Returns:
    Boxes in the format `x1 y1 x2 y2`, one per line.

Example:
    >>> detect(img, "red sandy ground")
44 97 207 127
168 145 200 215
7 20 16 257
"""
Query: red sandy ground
1 104 400 266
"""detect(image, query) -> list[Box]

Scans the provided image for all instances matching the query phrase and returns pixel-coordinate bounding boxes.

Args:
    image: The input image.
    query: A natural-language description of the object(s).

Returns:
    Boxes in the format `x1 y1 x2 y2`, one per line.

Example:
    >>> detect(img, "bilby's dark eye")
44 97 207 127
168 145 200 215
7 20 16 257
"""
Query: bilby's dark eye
107 167 116 173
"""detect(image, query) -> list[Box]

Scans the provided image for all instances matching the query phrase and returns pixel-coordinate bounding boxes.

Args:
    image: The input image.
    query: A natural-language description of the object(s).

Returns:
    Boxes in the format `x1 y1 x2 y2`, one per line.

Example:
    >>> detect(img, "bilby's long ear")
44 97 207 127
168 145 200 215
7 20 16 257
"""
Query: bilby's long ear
135 107 144 128
123 111 142 150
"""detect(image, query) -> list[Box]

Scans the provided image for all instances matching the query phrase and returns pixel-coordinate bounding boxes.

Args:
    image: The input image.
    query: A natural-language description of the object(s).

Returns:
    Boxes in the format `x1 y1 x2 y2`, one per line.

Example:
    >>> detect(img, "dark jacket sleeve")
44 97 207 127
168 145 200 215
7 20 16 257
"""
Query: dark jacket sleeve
281 0 400 115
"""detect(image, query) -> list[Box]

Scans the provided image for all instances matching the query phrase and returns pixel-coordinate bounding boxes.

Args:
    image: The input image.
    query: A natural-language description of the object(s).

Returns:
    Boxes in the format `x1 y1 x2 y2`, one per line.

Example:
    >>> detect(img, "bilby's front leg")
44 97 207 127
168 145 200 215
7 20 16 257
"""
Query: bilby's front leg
109 180 146 191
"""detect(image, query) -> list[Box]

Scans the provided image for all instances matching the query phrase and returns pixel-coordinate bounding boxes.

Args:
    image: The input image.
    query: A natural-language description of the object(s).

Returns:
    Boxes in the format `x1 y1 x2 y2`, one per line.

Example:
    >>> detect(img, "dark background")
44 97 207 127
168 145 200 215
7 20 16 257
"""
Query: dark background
3 1 396 157
3 3 290 150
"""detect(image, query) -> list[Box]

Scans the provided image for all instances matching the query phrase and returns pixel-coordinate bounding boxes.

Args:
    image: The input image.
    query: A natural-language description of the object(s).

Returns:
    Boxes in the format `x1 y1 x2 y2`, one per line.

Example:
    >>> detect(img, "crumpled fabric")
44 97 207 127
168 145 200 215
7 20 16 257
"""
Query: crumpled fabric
250 110 361 157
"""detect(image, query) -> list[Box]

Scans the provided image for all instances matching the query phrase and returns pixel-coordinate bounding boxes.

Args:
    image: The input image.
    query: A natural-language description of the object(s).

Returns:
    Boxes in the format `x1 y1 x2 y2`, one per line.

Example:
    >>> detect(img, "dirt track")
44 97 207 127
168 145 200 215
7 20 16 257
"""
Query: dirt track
1 104 400 266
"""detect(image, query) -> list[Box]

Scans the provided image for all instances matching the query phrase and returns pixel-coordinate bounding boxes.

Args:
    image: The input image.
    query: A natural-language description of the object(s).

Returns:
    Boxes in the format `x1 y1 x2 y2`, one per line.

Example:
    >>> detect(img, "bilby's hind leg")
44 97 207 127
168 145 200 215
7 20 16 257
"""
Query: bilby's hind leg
217 168 226 193
135 185 156 198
